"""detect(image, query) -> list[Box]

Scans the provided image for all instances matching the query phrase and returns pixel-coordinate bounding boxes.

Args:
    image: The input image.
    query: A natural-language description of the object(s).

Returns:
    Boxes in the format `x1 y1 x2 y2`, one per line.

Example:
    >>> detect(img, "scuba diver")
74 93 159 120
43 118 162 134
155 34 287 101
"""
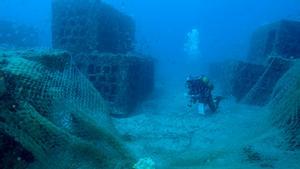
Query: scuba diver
186 75 223 115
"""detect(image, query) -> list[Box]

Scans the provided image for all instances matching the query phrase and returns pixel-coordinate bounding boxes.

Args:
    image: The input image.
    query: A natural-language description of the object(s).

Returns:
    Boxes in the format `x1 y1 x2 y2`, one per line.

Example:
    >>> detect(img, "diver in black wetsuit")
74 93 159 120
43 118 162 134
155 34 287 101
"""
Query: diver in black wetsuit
186 75 223 113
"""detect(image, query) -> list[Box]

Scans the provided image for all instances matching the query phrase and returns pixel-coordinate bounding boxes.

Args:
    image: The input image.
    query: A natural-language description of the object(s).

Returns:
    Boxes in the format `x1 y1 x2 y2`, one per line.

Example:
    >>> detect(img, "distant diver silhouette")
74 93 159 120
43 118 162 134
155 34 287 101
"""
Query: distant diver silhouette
186 75 223 115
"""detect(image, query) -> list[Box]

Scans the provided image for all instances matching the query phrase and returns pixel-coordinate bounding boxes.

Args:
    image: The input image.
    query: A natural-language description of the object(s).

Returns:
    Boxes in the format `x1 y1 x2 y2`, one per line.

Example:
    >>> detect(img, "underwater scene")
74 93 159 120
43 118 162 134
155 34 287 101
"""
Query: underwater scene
0 0 300 169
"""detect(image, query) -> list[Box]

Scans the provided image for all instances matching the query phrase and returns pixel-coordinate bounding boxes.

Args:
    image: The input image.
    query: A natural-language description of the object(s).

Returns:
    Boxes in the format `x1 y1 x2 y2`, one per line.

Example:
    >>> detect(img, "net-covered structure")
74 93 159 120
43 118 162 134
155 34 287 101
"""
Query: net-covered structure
268 61 300 150
76 52 154 114
229 20 300 106
51 0 154 115
208 19 300 155
248 20 300 64
0 50 134 169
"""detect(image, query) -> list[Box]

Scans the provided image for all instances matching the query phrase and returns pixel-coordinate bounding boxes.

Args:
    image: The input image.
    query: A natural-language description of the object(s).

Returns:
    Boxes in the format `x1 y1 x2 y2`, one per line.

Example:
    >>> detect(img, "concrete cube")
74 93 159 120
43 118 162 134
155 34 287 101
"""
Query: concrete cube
248 20 300 64
52 0 135 54
76 53 154 114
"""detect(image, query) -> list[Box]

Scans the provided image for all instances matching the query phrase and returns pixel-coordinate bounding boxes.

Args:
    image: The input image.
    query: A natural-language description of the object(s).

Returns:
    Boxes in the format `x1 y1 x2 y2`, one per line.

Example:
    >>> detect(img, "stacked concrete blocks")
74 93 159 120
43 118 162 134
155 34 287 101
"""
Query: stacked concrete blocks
77 53 154 114
248 20 300 64
232 58 291 105
232 20 300 105
52 0 135 54
52 0 153 114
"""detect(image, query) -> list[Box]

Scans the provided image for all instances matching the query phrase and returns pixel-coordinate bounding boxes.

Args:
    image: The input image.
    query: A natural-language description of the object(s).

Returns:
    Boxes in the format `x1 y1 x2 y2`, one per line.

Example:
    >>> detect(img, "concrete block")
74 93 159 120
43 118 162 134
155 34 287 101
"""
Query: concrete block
232 58 291 105
76 53 154 114
248 20 300 64
52 0 135 54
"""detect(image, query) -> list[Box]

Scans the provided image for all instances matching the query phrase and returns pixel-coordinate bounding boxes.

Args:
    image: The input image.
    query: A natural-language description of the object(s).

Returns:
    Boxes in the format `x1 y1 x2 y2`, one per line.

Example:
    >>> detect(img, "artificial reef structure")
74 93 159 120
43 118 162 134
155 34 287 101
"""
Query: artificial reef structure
210 19 300 150
0 50 134 169
0 0 154 168
52 0 154 114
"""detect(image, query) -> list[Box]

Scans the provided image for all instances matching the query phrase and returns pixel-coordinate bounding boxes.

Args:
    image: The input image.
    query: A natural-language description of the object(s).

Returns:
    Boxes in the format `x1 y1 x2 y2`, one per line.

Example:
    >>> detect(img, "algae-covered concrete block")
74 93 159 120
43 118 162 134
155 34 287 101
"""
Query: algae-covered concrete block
76 53 154 114
232 58 291 105
52 0 135 54
232 61 266 102
248 20 300 64
208 60 239 96
232 20 298 105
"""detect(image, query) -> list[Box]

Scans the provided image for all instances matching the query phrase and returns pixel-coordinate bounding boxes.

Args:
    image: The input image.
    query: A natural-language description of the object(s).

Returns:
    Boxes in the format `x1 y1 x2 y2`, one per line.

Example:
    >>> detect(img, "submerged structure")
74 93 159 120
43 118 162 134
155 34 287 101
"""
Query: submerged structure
269 61 300 149
232 20 300 105
77 53 154 113
52 0 154 114
1 0 300 168
52 0 135 54
0 50 134 169
0 0 154 168
210 19 300 151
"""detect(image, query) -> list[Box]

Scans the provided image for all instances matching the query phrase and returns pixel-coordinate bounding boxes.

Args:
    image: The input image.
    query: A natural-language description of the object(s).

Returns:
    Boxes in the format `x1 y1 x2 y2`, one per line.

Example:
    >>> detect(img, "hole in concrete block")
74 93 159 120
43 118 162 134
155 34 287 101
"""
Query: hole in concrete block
111 65 119 73
95 85 101 92
103 66 110 74
98 75 106 82
100 85 110 95
96 66 102 73
110 85 117 95
108 76 117 83
88 64 95 74
107 96 114 102
89 75 96 82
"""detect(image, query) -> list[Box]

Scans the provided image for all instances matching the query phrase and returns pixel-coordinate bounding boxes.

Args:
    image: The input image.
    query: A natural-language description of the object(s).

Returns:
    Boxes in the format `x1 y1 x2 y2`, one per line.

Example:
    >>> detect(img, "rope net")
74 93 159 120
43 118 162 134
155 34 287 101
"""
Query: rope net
268 61 300 149
0 50 133 169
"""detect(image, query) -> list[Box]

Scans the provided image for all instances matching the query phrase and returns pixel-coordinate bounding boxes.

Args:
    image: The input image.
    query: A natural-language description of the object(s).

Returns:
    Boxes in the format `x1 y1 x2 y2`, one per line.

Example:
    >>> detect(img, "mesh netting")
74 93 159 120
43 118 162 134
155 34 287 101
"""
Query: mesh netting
268 61 300 149
241 57 291 106
0 50 133 169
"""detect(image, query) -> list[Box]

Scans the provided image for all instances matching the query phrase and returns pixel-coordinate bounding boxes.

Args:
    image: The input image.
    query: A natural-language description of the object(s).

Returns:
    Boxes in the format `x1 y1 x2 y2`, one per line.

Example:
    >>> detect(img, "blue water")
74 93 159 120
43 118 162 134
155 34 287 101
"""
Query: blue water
105 0 300 61
1 1 300 169
104 0 300 88
1 0 300 61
